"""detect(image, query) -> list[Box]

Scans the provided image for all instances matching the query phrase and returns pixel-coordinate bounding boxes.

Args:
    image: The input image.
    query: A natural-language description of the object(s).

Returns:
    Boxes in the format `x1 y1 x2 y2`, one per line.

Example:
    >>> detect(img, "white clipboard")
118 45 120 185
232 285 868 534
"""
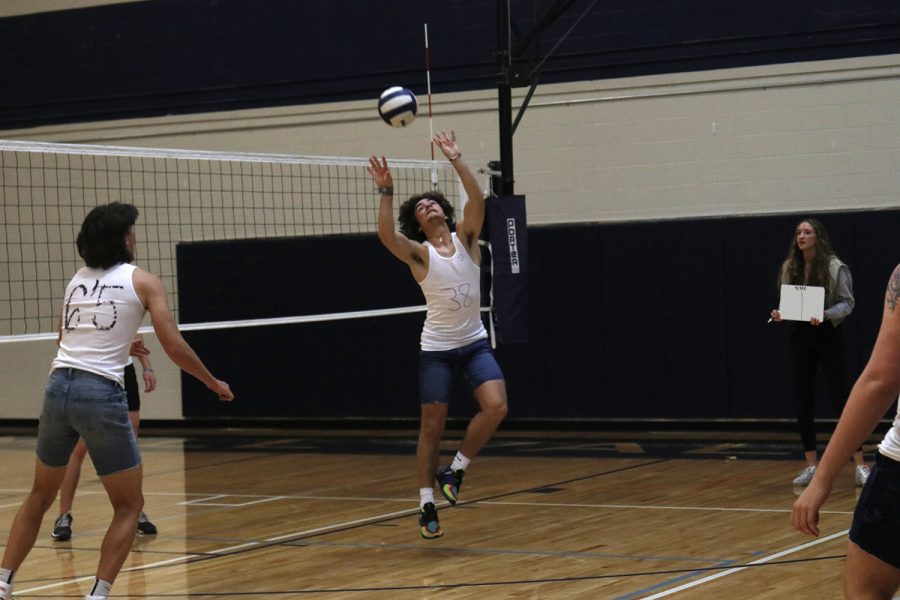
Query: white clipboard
779 285 825 322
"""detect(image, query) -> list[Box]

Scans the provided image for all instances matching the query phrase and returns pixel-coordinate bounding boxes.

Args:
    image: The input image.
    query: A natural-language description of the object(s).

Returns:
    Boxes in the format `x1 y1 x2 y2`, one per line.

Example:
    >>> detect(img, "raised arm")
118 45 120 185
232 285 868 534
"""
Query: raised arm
133 268 233 401
791 264 900 536
432 131 485 253
368 155 428 271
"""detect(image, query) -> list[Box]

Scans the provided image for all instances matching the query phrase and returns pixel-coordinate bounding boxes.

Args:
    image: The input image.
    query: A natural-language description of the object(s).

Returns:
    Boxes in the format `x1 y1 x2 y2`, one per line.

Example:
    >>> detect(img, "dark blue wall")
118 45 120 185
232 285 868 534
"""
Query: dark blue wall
2 0 899 128
177 208 900 421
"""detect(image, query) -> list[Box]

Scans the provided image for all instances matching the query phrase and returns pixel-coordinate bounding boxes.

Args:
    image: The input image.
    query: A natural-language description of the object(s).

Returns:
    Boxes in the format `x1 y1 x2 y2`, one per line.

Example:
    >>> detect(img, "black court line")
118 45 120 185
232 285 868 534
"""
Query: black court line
18 555 846 597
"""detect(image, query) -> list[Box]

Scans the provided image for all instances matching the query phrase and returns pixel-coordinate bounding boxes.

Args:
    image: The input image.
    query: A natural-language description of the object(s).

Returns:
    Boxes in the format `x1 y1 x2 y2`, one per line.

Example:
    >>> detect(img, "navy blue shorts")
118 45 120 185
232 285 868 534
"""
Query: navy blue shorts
36 368 141 477
850 452 900 569
124 362 140 412
419 338 504 404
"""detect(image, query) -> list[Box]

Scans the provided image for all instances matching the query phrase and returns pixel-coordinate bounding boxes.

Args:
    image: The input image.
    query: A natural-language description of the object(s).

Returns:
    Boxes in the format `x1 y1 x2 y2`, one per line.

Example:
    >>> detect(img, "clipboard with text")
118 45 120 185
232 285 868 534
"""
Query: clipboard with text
779 284 825 322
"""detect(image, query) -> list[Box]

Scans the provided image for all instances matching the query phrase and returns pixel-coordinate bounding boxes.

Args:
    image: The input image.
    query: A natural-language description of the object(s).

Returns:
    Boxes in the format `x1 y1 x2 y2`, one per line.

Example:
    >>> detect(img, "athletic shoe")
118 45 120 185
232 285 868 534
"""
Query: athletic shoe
419 502 443 539
51 512 73 541
85 596 107 600
0 580 12 600
792 465 817 486
137 512 157 535
435 467 464 504
855 464 871 487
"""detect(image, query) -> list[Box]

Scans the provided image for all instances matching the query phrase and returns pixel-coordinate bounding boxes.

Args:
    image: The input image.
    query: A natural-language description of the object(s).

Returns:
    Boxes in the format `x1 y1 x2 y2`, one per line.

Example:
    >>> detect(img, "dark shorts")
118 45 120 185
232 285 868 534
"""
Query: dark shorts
124 362 141 412
36 368 141 477
850 452 900 569
419 338 504 404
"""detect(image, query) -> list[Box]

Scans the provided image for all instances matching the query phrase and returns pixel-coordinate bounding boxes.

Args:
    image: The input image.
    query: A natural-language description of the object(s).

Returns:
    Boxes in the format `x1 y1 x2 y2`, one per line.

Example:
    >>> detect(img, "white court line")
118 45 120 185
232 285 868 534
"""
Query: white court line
15 555 194 595
636 529 849 599
181 496 285 508
265 506 417 542
484 500 854 515
12 504 418 597
180 494 227 505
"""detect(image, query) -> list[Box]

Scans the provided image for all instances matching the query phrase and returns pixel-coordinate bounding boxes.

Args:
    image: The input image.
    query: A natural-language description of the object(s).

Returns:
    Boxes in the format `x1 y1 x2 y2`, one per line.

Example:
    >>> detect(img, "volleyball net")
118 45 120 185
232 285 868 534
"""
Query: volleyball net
0 140 462 340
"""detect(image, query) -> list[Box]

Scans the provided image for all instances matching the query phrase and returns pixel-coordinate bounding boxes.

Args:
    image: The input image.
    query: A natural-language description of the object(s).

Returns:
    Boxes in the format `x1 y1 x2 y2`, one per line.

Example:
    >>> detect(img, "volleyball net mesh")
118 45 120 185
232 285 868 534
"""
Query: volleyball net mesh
0 140 460 339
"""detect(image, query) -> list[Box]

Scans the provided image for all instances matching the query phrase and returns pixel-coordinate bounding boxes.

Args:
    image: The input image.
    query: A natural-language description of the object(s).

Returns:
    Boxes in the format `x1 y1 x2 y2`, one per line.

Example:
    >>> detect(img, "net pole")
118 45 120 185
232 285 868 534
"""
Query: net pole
425 23 439 190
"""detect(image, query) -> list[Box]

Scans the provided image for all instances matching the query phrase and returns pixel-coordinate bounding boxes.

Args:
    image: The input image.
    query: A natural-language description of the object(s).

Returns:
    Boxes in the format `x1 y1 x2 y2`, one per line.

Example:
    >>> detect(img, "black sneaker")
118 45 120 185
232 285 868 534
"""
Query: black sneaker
51 512 73 541
435 467 464 504
418 502 443 539
137 511 157 535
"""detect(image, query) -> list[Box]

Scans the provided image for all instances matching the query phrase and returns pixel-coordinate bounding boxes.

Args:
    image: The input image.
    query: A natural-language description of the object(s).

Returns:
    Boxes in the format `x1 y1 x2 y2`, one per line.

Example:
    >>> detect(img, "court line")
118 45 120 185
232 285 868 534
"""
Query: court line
12 459 670 595
286 538 732 564
11 555 850 597
612 560 738 600
484 499 854 515
634 529 850 599
11 506 422 597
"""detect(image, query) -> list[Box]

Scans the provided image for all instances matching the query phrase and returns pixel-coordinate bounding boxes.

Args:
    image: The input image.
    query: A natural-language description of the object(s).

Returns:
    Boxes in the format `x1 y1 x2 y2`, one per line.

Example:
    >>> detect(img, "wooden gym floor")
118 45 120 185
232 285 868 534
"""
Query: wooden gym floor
0 429 877 599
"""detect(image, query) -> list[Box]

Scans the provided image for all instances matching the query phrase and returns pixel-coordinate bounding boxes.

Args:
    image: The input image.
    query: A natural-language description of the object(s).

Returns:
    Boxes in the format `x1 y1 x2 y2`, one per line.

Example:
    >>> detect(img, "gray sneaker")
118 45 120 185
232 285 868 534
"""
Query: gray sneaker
51 512 73 541
792 465 817 486
855 464 871 487
0 580 12 600
137 511 157 535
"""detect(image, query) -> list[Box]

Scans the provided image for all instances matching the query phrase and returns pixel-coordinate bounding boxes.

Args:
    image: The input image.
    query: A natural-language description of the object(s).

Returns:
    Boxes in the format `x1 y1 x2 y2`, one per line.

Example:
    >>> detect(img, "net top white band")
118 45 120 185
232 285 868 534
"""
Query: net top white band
0 139 446 170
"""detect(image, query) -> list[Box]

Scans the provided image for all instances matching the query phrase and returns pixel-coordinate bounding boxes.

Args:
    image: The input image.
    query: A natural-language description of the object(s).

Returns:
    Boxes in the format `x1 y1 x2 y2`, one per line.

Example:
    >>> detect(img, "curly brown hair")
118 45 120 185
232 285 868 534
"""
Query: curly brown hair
778 217 838 292
397 191 456 243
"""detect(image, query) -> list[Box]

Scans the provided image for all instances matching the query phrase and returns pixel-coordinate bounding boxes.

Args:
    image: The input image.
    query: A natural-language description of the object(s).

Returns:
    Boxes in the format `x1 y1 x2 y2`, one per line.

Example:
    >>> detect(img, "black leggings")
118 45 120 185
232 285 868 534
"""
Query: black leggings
790 322 851 452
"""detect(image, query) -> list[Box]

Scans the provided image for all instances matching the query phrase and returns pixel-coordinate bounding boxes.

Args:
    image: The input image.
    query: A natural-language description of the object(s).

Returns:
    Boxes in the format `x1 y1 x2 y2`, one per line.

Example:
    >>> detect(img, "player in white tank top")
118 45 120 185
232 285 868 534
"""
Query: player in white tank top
0 202 234 600
418 231 488 351
369 131 508 539
791 263 900 597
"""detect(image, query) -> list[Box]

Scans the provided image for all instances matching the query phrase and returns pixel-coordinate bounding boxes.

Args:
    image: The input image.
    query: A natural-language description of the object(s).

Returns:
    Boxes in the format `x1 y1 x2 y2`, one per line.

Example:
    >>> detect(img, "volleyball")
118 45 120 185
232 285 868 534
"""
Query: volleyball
378 87 417 128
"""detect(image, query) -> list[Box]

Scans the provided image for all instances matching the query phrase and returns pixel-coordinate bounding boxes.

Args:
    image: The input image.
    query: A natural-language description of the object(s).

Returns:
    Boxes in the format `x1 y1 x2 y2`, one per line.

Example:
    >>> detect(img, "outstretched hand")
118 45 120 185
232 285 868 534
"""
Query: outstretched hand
210 379 234 402
367 156 392 188
433 130 460 160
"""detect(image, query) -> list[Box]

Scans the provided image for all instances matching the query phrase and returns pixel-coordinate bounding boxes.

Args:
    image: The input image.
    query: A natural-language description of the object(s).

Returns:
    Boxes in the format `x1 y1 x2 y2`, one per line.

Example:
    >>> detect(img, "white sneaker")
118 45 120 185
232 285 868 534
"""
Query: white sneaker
792 465 817 486
0 581 12 600
85 595 107 600
855 464 871 487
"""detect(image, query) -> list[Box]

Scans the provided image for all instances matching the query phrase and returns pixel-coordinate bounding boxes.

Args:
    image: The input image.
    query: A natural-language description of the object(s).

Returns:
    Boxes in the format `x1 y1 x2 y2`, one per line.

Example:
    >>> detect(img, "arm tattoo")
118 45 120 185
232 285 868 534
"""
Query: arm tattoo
888 265 900 313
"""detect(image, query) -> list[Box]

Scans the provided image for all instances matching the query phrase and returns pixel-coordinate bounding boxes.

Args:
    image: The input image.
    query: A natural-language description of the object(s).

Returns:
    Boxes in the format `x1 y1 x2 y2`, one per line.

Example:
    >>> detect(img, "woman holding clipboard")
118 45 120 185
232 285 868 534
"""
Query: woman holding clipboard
770 218 868 487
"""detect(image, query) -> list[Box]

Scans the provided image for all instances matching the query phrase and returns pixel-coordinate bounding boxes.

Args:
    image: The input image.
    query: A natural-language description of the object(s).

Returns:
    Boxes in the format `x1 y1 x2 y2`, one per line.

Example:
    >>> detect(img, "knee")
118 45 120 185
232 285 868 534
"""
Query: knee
483 398 508 422
110 491 144 516
29 489 58 514
28 482 60 513
420 417 445 438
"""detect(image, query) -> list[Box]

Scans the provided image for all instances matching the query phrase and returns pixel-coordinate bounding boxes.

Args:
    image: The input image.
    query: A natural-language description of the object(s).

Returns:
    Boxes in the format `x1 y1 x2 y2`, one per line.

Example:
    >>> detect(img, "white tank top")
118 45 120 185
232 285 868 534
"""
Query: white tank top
418 233 488 351
51 263 145 387
878 396 900 461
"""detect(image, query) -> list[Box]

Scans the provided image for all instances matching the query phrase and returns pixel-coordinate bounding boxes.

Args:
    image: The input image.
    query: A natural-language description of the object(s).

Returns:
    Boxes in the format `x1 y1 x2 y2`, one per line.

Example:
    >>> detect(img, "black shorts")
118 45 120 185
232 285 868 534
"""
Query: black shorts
124 363 141 412
850 452 900 569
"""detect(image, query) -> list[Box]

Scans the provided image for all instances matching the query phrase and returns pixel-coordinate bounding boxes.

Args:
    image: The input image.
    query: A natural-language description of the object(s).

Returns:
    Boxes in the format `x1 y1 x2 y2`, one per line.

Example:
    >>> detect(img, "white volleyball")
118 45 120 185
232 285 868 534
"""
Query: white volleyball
377 87 418 128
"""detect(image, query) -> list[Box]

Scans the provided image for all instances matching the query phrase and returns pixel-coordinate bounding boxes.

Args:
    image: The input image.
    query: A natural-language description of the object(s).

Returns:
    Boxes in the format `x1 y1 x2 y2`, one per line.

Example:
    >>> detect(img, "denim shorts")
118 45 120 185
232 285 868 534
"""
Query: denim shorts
849 452 900 569
36 368 141 477
419 338 504 404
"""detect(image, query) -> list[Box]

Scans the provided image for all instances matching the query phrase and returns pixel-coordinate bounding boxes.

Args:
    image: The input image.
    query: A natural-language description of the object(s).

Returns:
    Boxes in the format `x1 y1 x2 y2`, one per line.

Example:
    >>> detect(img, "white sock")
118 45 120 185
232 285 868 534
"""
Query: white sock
0 568 12 584
450 451 470 472
90 578 112 597
419 487 435 508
